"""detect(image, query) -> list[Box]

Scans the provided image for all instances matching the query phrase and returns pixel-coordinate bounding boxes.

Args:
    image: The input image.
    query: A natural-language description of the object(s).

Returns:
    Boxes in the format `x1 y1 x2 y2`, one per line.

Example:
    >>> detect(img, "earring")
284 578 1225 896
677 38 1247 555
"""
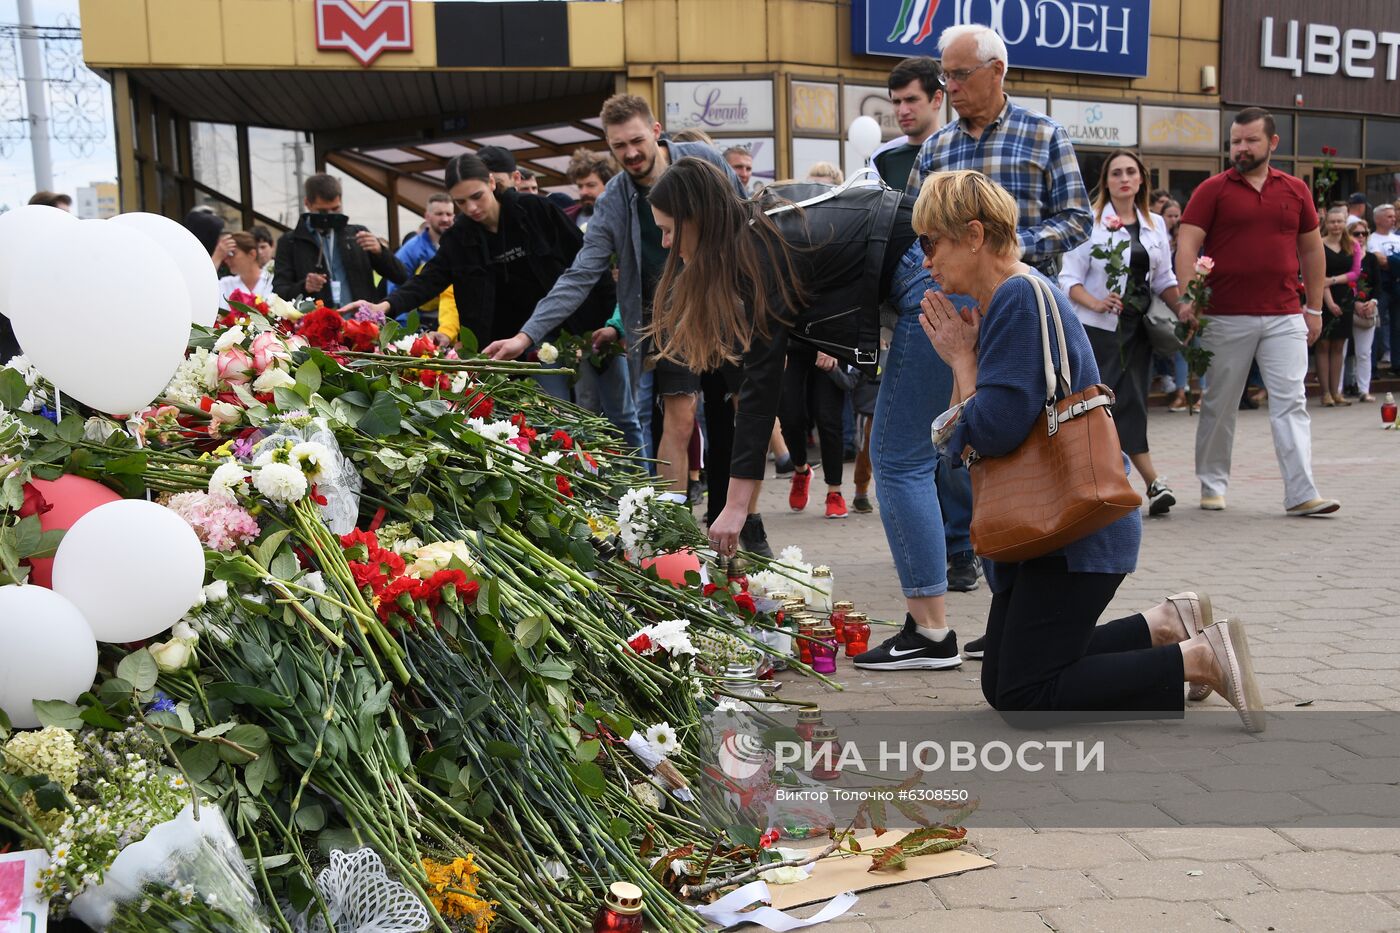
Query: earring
971 247 978 253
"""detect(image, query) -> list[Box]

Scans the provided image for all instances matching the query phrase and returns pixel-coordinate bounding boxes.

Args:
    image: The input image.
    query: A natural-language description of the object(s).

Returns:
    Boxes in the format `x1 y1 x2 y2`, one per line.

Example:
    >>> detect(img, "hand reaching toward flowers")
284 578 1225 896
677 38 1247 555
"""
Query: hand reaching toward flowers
484 332 533 361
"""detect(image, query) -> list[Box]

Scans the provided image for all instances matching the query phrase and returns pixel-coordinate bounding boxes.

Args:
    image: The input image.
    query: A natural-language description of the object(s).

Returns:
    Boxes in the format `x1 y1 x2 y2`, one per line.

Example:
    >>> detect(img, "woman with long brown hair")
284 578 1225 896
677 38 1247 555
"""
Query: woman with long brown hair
1060 151 1182 515
649 157 977 672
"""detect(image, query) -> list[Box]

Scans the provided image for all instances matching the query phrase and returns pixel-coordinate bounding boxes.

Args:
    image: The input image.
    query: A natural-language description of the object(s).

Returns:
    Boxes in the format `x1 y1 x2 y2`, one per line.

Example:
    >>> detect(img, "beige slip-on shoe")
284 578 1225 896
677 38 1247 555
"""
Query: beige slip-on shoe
1286 498 1341 516
1202 618 1265 733
1166 592 1214 701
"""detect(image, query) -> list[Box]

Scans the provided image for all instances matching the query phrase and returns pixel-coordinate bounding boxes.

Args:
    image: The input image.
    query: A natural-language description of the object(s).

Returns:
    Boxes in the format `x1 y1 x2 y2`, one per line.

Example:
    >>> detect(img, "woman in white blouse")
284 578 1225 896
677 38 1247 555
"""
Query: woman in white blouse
1061 152 1182 516
218 232 275 309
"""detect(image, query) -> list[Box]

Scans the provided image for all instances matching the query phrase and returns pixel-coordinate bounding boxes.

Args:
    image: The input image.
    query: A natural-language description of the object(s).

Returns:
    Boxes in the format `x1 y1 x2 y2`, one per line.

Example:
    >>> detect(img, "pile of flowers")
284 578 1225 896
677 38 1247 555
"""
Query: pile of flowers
341 527 479 623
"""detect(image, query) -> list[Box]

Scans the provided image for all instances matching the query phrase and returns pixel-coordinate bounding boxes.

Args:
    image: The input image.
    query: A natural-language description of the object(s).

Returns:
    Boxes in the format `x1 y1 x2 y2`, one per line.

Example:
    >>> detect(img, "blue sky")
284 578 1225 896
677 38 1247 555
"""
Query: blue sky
0 0 117 211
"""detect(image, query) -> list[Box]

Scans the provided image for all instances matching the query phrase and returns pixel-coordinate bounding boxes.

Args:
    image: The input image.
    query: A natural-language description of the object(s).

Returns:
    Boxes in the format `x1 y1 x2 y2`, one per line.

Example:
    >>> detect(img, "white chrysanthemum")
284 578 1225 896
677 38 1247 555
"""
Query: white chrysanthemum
251 366 296 393
541 450 563 467
213 326 246 352
290 440 332 480
207 460 248 501
466 418 519 444
643 619 697 656
450 372 470 394
253 442 292 467
645 722 679 758
392 335 417 353
253 461 308 503
536 342 559 364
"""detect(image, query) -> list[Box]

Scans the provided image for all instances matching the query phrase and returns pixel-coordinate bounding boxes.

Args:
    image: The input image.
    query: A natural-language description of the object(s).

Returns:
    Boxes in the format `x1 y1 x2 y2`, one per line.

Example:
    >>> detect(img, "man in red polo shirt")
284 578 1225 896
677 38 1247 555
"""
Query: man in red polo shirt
1176 107 1339 517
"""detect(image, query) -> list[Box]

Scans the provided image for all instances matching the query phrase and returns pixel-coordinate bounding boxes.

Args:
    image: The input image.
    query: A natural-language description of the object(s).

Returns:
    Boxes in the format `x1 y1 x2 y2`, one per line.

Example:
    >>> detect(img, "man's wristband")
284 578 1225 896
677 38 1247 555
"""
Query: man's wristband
1304 307 1323 317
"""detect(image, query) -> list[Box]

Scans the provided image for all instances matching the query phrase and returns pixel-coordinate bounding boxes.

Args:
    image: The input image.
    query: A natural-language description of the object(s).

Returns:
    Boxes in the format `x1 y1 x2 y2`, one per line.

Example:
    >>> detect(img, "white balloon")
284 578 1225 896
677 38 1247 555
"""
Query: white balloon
10 220 191 415
52 500 205 643
0 205 76 323
847 116 884 159
110 212 220 327
0 585 98 729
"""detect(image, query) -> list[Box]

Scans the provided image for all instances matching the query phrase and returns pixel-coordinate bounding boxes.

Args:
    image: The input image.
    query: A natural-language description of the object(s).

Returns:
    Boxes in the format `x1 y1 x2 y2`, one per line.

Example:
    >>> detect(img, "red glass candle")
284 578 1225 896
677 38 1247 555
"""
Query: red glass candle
795 705 823 742
844 613 870 656
809 726 842 781
830 600 854 642
593 882 643 932
797 620 817 666
1382 392 1397 424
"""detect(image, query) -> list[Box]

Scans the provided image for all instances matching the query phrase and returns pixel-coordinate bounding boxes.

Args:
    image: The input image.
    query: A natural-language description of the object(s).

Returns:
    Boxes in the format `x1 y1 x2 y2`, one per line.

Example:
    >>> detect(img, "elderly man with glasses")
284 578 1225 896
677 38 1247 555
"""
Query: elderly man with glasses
866 23 1093 670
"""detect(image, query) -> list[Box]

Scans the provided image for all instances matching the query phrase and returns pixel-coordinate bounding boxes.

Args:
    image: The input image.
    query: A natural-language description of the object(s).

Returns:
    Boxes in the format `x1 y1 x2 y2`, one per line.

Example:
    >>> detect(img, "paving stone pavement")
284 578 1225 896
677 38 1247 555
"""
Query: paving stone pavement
729 401 1400 931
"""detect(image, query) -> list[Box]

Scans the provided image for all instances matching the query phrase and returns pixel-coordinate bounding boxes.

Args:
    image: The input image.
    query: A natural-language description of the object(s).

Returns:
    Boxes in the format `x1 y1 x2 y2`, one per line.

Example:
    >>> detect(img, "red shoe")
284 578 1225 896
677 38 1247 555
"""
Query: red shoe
825 491 848 519
789 468 811 511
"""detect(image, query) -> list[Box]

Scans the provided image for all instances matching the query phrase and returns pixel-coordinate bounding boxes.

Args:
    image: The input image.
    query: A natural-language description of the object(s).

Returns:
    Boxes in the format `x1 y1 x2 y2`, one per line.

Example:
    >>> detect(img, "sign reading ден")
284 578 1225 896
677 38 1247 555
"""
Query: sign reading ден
851 0 1150 78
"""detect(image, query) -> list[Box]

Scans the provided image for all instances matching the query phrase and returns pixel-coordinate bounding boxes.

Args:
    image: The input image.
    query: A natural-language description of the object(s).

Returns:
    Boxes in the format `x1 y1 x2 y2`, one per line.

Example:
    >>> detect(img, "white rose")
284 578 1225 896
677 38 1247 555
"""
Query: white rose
203 580 230 602
407 540 474 577
208 401 242 426
213 326 246 352
148 638 196 673
252 367 297 393
170 620 199 643
536 342 559 364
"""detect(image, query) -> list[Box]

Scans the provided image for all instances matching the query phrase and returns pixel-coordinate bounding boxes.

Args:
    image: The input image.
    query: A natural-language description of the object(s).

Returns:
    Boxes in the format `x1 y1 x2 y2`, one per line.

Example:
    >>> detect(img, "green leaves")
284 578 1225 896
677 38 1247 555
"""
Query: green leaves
32 699 83 730
514 615 550 650
117 650 159 692
569 761 607 798
218 724 270 764
0 368 28 409
357 391 402 437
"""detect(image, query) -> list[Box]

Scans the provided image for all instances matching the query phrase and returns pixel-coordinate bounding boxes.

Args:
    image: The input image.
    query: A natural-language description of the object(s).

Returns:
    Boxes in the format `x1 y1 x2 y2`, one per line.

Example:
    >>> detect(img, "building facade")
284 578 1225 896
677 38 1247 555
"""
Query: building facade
78 0 1399 242
75 181 119 219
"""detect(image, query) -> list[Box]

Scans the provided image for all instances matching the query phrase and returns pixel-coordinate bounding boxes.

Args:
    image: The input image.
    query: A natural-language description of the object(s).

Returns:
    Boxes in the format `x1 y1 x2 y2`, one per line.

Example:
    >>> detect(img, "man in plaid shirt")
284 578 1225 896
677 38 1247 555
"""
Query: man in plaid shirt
865 23 1092 672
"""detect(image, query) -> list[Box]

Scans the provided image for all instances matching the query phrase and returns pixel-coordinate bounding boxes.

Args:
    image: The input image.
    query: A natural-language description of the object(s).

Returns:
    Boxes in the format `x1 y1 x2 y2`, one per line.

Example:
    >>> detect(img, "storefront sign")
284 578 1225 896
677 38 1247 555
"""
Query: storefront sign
315 0 413 67
792 81 839 134
1140 105 1219 152
1009 95 1047 115
664 80 775 134
1222 0 1400 117
850 0 1151 78
1050 99 1137 147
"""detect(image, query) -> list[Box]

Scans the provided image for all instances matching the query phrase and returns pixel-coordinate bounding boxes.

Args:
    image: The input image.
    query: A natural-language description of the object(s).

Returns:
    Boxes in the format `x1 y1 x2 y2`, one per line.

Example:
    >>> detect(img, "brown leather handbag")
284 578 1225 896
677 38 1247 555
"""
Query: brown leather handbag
965 273 1142 563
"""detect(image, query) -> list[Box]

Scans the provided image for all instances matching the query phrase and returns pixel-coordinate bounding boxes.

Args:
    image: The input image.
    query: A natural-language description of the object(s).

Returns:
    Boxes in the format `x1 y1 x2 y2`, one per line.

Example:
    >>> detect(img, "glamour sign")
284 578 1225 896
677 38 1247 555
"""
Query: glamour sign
851 0 1151 78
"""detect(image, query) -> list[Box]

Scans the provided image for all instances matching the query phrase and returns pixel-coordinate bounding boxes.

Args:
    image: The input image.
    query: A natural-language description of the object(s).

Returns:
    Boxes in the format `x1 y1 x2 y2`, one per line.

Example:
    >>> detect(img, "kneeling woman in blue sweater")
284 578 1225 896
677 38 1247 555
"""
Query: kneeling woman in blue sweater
916 170 1263 731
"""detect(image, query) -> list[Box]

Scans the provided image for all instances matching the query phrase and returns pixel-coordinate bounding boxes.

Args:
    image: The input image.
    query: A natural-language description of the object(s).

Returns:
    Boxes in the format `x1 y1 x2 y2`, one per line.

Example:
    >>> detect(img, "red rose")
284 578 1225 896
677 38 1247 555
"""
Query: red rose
733 593 756 614
410 335 437 358
760 829 781 848
18 483 52 519
703 583 721 597
342 319 380 352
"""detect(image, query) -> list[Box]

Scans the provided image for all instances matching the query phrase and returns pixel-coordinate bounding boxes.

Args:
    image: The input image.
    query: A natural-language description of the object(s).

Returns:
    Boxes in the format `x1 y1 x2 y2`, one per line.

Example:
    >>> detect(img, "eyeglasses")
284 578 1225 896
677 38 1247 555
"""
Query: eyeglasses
918 234 938 258
937 61 997 87
1352 230 1370 238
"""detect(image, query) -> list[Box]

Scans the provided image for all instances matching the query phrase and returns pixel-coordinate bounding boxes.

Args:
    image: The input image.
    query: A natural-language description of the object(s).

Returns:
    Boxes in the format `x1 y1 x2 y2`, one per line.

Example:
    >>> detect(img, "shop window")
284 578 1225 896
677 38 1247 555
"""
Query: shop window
1222 111 1293 156
1298 116 1361 161
326 170 389 240
1366 120 1400 163
249 127 311 230
191 122 240 200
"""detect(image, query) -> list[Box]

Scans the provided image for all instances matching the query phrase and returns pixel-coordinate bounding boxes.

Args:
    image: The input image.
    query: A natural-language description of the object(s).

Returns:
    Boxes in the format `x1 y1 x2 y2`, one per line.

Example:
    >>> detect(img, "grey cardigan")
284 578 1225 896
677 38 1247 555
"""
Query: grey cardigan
518 139 745 382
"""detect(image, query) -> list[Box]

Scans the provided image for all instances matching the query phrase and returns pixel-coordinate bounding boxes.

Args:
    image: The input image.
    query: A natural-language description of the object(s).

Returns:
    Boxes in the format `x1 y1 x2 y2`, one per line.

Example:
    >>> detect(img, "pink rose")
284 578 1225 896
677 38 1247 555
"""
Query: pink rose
251 332 292 373
216 346 254 385
506 436 531 455
1194 256 1215 276
1104 215 1123 232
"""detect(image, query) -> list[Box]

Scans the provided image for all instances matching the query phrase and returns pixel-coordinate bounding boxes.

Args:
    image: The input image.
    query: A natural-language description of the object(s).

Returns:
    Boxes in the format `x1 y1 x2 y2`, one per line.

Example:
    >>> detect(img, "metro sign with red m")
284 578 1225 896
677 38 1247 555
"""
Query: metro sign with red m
315 0 413 67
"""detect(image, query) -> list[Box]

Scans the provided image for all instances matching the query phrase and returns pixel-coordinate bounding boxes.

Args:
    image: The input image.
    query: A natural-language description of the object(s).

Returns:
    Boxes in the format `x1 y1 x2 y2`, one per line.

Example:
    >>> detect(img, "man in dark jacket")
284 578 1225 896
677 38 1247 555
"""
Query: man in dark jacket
271 174 408 305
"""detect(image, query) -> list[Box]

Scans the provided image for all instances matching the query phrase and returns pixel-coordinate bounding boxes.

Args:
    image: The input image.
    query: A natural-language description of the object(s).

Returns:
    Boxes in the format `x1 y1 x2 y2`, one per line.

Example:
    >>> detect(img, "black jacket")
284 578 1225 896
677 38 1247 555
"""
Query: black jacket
272 219 409 305
385 189 614 344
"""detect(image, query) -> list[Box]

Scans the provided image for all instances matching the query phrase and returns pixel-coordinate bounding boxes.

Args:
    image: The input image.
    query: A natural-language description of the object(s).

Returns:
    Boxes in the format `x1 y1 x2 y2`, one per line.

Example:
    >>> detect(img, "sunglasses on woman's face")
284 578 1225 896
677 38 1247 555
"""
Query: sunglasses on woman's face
918 234 938 258
1352 230 1369 238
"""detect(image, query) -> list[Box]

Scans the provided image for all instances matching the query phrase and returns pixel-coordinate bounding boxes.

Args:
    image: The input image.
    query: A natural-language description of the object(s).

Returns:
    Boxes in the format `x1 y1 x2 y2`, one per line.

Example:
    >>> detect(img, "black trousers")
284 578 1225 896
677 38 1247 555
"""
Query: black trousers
981 557 1184 713
778 344 846 487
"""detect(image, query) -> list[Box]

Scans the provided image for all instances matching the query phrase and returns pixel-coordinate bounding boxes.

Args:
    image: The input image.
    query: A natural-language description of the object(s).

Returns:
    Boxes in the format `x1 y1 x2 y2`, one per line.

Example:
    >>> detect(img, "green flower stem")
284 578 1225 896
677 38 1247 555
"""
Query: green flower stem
239 810 296 933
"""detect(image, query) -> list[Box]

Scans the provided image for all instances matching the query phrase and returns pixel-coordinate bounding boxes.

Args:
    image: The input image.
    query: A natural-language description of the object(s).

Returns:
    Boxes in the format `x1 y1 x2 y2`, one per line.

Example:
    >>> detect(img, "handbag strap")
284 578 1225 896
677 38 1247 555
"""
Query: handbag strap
1013 272 1074 437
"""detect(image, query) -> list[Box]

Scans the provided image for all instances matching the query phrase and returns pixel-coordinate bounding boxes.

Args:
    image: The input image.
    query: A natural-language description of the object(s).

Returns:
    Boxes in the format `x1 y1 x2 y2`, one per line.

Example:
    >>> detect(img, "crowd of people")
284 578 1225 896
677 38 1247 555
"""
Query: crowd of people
8 22 1397 735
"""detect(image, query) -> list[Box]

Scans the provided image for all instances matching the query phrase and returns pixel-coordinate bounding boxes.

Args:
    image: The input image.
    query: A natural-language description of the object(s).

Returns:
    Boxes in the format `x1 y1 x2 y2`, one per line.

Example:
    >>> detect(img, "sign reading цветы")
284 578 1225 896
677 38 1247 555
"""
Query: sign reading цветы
851 0 1150 78
664 80 775 134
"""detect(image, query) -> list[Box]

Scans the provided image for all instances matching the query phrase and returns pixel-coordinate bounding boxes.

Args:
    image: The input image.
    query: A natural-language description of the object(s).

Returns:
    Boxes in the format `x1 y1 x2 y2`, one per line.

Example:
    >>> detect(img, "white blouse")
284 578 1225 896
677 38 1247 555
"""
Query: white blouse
218 270 274 310
1059 204 1177 332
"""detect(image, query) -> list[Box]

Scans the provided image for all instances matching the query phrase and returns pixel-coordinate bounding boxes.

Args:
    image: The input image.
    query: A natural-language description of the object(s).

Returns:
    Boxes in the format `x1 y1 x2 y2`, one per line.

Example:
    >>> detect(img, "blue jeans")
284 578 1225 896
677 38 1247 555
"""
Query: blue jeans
634 367 656 466
534 365 571 402
576 356 646 455
870 243 974 598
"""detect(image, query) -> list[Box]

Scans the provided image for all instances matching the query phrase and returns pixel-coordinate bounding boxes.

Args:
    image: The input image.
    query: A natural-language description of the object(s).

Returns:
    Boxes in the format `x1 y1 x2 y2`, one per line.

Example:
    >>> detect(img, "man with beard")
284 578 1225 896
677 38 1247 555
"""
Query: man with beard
483 95 775 555
391 192 457 331
1176 107 1338 517
564 148 616 231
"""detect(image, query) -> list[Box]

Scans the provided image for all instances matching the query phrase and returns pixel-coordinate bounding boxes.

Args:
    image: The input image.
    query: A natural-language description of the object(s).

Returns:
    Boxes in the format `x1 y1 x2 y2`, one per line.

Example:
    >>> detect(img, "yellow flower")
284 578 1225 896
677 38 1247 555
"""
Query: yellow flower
587 514 619 541
421 856 496 928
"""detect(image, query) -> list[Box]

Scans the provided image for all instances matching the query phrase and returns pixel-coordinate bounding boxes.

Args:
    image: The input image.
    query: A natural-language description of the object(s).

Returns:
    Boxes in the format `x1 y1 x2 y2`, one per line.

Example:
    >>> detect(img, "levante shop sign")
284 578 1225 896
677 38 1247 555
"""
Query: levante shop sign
851 0 1151 78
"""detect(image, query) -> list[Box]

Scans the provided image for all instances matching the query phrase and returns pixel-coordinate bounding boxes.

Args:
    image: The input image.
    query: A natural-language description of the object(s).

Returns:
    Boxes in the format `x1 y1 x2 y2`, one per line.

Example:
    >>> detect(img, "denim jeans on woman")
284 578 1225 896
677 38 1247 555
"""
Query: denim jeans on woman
870 243 975 598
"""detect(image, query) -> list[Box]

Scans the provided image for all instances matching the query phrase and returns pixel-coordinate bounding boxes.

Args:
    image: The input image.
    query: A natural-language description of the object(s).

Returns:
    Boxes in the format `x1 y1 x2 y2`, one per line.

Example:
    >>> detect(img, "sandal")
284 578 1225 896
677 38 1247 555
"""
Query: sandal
1202 619 1265 733
1320 394 1335 407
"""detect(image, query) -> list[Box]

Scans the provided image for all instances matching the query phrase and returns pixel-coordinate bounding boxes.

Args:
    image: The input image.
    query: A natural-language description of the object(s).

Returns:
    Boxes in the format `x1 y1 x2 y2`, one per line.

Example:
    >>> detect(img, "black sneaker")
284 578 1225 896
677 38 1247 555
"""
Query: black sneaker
947 550 981 592
852 615 963 671
740 513 774 559
774 454 795 475
687 478 704 507
852 494 873 514
1147 477 1175 516
962 635 985 659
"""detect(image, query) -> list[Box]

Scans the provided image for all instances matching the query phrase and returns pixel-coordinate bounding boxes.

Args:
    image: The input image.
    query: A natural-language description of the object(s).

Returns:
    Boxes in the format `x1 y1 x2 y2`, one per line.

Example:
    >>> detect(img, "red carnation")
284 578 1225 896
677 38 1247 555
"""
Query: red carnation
555 474 573 498
510 412 537 442
341 528 381 552
760 828 781 848
628 633 653 654
733 592 756 614
703 583 721 597
296 307 346 350
466 392 494 419
550 429 574 450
